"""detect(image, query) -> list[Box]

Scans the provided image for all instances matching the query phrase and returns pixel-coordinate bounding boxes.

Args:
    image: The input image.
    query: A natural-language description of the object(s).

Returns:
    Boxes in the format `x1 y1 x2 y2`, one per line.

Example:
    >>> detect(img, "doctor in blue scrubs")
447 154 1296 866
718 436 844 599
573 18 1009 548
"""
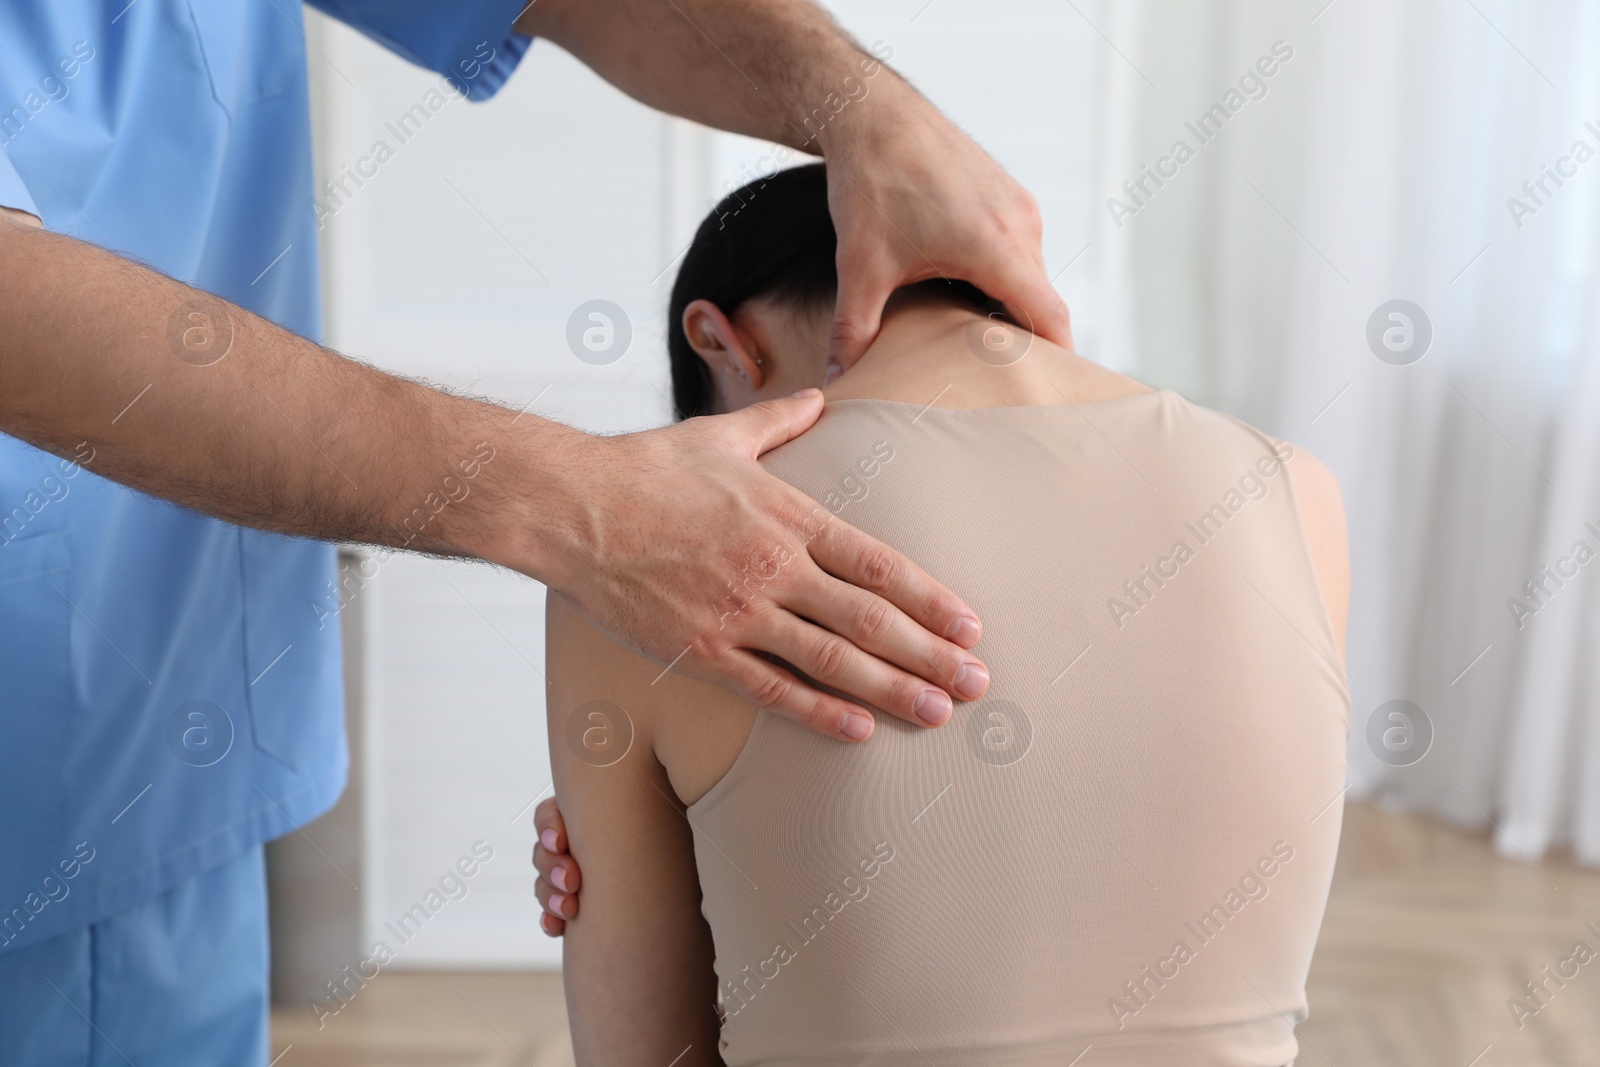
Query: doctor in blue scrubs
0 1 1072 1062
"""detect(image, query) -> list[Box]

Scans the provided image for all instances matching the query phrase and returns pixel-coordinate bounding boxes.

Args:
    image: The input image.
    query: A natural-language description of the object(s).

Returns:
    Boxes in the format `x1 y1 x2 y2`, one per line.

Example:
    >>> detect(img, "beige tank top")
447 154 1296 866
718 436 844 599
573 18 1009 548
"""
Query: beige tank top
687 390 1349 1067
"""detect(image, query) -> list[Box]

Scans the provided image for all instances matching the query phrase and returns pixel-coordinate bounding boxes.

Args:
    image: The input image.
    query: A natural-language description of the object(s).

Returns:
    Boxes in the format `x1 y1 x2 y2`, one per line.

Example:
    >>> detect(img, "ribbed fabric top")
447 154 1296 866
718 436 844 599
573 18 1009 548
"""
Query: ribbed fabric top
689 390 1349 1067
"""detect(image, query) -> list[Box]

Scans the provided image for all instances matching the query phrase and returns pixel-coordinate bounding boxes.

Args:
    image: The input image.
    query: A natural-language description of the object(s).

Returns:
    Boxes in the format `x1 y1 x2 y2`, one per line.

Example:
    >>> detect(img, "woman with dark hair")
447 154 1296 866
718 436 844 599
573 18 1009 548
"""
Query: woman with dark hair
544 162 1350 1066
666 164 1000 417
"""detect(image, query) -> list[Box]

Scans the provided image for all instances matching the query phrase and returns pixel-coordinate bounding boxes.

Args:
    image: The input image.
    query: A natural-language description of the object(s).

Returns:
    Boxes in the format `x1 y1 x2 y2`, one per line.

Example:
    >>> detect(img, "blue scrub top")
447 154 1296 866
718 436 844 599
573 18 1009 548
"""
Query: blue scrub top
0 0 530 953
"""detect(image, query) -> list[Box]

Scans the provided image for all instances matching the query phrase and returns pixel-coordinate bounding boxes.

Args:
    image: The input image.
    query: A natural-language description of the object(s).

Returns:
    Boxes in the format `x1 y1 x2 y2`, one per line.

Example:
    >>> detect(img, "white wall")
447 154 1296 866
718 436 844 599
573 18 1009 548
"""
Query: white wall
306 0 1112 968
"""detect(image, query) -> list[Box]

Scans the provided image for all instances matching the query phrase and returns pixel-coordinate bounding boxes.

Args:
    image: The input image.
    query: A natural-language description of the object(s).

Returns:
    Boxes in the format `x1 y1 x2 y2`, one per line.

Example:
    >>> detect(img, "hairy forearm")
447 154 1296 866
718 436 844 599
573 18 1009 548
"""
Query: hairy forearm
517 0 908 152
0 215 581 578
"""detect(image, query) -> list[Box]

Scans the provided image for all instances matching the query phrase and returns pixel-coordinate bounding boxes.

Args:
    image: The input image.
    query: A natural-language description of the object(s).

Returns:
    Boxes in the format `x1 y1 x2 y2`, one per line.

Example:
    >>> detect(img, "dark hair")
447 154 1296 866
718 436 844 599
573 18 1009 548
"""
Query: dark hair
667 162 994 420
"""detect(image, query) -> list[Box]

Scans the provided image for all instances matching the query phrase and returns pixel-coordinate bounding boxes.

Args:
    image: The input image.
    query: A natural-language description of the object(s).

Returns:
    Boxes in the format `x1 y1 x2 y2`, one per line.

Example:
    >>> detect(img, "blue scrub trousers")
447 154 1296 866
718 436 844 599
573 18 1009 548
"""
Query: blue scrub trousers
0 846 268 1067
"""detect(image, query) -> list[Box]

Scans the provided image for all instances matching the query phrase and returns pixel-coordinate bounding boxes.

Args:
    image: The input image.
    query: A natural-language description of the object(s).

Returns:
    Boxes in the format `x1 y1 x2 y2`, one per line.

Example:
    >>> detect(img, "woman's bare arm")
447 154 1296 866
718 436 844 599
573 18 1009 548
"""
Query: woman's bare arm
546 593 724 1066
1285 446 1351 663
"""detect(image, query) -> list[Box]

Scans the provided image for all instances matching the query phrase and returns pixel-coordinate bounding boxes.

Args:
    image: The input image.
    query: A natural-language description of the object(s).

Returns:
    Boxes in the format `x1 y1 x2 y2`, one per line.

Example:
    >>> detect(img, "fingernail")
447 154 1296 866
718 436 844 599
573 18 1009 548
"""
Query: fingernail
541 916 558 936
822 361 843 386
552 866 568 892
548 892 567 916
541 829 558 852
841 711 874 741
944 614 981 646
790 387 822 399
953 662 990 700
914 688 952 726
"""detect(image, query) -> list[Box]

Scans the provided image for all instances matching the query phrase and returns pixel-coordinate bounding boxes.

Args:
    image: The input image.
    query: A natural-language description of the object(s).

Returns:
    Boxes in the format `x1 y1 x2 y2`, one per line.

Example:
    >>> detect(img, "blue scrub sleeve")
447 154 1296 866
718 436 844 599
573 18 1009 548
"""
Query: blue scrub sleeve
306 0 533 101
0 149 39 216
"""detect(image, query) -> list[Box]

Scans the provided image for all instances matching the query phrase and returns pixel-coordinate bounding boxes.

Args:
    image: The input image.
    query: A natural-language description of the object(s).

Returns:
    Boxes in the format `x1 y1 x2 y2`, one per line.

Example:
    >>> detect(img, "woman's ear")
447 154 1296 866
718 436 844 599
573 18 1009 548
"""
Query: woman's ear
682 299 766 389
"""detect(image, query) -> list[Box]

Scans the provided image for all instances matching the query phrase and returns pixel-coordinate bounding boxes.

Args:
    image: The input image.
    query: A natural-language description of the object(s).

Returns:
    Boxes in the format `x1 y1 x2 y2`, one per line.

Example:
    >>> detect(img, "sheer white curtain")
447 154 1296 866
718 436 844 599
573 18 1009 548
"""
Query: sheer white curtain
1111 0 1600 863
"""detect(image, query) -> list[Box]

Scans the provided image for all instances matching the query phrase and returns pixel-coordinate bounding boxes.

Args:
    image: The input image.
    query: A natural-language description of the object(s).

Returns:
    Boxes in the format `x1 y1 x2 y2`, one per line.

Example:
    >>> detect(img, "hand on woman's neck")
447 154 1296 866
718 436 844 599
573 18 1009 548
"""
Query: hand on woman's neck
822 292 1152 410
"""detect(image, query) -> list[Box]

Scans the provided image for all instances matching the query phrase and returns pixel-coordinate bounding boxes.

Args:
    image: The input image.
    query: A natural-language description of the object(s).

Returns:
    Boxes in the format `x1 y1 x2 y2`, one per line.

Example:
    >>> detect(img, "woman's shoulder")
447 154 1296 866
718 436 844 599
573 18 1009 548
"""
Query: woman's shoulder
1280 444 1349 660
544 593 756 805
1163 397 1349 657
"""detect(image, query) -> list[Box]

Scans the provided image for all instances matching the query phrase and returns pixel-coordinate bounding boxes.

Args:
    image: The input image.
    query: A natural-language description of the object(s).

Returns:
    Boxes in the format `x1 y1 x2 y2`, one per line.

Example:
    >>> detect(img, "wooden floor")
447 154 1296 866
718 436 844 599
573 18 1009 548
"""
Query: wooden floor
272 801 1600 1066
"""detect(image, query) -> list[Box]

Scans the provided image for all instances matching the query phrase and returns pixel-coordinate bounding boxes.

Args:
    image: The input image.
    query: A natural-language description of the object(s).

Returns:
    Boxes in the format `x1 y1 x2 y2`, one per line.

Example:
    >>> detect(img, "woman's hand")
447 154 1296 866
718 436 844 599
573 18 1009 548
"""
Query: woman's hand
534 796 579 936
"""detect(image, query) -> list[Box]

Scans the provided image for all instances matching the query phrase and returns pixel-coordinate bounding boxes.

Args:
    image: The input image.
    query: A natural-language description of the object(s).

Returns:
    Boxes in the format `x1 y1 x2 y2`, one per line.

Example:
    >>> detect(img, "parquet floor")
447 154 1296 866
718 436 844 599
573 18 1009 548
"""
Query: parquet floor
271 801 1600 1066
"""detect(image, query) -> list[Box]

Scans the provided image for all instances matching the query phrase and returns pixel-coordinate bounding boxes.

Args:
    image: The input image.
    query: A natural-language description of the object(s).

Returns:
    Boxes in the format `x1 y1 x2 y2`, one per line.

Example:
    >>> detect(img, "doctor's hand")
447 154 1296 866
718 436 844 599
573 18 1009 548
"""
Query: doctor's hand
514 0 1067 379
818 83 1074 379
537 390 989 743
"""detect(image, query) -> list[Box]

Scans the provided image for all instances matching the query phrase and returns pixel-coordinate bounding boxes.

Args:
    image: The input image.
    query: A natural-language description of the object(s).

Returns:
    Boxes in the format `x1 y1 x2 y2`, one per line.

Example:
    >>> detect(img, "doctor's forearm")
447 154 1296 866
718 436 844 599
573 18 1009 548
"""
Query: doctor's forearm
516 0 911 154
0 215 582 577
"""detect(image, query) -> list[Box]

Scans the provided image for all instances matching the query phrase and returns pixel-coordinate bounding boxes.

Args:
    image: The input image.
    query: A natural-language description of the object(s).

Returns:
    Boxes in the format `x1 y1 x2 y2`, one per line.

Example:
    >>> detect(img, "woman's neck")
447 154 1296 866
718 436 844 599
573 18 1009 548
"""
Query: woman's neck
821 297 1152 409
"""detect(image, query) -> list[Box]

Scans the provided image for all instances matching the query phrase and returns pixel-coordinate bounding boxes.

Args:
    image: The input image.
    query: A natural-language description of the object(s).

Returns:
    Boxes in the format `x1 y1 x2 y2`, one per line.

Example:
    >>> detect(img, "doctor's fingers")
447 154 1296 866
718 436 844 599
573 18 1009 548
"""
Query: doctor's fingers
699 525 990 735
783 568 990 720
